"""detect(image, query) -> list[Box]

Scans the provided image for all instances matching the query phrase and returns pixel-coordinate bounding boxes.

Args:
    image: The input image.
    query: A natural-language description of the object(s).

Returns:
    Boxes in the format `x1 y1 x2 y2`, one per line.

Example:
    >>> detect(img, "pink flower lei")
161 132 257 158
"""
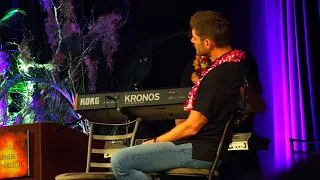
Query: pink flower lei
184 49 246 111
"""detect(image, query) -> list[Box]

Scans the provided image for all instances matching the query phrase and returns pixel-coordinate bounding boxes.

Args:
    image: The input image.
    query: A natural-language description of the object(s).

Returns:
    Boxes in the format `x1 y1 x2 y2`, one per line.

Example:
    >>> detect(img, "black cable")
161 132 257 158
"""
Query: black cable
104 95 131 145
104 96 112 122
104 95 119 122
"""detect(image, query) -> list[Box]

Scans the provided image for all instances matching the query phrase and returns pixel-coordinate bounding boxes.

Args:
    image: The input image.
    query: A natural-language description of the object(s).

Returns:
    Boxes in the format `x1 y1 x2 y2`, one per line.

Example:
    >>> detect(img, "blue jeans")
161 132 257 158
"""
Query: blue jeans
110 142 212 180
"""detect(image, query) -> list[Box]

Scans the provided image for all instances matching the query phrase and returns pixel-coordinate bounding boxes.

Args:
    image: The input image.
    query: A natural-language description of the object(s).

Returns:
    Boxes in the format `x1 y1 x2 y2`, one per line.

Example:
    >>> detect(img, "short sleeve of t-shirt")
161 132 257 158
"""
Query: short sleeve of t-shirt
192 63 244 120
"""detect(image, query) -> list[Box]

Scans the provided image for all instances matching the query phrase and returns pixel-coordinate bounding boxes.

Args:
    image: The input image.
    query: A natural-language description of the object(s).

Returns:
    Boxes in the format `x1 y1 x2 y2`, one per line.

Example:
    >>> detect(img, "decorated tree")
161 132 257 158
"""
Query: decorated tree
0 1 129 134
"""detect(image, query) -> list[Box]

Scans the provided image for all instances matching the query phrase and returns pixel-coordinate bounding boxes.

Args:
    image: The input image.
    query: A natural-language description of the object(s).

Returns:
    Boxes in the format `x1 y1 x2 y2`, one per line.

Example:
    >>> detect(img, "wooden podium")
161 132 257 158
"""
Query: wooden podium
0 123 89 180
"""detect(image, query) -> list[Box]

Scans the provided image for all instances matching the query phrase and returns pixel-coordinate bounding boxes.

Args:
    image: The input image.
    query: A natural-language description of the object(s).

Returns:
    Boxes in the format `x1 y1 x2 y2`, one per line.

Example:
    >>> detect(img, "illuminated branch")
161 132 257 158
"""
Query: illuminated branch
0 9 26 27
53 2 63 56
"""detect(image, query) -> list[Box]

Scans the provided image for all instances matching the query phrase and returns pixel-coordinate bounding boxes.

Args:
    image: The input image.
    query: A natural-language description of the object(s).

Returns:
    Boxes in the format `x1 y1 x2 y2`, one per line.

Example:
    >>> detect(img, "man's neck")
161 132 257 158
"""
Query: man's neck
209 46 232 61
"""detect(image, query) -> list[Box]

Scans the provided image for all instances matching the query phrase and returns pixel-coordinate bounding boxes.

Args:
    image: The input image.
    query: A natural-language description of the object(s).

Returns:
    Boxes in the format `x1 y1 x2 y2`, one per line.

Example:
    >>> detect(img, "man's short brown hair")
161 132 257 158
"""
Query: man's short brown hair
190 10 231 47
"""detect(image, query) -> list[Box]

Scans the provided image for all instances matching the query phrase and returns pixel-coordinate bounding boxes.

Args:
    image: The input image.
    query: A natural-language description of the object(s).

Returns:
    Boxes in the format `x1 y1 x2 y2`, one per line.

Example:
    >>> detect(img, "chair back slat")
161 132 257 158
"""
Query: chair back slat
85 119 141 172
90 162 111 168
93 121 138 126
91 148 125 154
93 133 133 141
289 138 320 164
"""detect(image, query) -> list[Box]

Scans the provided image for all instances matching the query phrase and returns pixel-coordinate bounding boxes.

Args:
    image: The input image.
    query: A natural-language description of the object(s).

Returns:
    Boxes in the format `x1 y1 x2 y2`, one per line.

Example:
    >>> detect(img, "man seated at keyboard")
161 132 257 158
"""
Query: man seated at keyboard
111 10 246 180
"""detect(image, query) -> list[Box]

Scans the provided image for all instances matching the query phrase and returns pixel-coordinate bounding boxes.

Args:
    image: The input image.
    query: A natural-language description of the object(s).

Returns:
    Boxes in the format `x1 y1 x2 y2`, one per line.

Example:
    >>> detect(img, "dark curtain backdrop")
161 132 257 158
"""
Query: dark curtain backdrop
292 0 320 142
250 0 320 176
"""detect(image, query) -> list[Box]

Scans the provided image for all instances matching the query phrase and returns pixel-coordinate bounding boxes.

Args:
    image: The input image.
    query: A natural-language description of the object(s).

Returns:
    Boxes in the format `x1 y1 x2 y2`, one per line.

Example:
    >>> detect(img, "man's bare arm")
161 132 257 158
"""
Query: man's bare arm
142 110 207 144
155 110 207 142
175 119 186 126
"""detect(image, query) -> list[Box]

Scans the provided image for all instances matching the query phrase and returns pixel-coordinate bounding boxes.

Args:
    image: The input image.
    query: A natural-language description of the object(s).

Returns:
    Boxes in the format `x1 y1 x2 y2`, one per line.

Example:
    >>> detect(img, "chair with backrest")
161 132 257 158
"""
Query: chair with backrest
151 119 232 180
55 118 141 180
289 138 320 165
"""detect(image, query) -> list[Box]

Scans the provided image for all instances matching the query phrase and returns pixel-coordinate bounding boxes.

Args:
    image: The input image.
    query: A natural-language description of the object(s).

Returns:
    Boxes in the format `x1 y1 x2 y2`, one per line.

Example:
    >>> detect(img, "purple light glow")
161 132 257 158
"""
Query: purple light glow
288 0 307 159
70 23 78 33
0 97 8 125
275 0 291 169
0 51 9 126
302 0 317 141
0 52 10 74
294 0 307 150
250 0 309 175
271 0 308 170
84 55 98 93
318 0 320 20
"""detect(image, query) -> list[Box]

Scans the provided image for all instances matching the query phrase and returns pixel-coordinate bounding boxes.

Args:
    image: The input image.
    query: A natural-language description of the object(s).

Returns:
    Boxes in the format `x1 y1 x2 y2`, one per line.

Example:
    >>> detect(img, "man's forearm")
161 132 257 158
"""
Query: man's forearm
175 119 186 126
156 121 196 142
142 110 207 145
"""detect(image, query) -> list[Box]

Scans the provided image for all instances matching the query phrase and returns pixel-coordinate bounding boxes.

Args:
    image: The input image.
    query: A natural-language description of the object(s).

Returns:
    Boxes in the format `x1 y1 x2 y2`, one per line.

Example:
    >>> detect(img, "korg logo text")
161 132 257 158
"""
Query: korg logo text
125 93 160 103
80 97 100 106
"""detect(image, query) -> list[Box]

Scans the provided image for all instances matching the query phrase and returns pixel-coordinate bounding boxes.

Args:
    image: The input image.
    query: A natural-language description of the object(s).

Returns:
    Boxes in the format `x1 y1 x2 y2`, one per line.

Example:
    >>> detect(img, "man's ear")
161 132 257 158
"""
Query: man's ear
205 39 215 49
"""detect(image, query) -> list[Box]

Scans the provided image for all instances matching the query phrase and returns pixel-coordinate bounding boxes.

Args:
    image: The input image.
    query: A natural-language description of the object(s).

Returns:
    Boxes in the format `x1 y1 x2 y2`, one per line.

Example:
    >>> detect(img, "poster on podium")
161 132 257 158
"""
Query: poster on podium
0 130 30 179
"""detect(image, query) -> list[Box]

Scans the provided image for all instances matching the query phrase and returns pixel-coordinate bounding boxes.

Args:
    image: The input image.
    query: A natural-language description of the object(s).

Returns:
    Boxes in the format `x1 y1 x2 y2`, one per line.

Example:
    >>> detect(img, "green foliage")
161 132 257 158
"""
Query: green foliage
0 9 26 27
0 2 128 135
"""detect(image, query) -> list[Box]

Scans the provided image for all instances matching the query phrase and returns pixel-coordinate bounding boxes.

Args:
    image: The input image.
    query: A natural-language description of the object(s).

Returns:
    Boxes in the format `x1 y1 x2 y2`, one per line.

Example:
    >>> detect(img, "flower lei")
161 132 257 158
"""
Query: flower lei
191 55 210 83
184 49 246 111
